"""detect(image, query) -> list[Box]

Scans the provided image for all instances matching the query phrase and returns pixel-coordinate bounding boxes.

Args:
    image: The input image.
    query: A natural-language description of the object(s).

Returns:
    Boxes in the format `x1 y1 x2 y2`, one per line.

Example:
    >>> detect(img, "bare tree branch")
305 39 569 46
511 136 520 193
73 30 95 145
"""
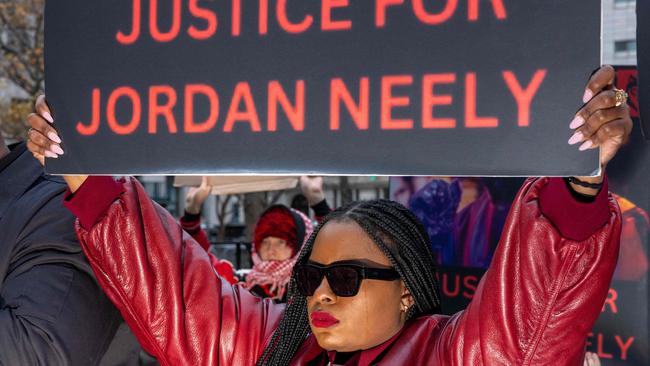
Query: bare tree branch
0 0 45 139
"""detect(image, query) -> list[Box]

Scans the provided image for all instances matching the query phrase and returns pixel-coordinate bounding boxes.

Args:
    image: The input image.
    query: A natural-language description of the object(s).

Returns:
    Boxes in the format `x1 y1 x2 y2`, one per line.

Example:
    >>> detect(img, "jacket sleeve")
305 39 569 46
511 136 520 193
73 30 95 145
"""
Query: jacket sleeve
435 177 621 366
65 177 284 366
311 199 332 223
180 212 239 284
0 190 120 366
180 211 211 251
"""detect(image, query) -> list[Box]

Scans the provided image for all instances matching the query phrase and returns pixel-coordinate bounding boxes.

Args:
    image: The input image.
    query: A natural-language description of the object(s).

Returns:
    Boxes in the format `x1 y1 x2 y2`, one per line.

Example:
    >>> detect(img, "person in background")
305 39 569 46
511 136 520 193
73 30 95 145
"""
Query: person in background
0 133 139 365
243 177 331 301
407 178 459 265
179 176 330 299
244 204 313 301
179 177 238 285
299 176 333 223
612 194 649 281
408 178 504 268
290 194 310 217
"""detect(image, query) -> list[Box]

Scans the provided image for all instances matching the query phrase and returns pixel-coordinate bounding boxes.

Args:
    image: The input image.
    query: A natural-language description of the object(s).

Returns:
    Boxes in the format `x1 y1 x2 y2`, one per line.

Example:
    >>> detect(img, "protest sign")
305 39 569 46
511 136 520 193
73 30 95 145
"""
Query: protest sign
174 175 298 194
45 0 600 175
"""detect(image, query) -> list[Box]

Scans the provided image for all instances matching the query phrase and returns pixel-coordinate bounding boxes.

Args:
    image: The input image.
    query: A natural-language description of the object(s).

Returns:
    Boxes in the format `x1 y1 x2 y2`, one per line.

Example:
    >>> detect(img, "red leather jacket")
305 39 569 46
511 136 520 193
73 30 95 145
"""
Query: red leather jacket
179 212 239 285
65 177 620 366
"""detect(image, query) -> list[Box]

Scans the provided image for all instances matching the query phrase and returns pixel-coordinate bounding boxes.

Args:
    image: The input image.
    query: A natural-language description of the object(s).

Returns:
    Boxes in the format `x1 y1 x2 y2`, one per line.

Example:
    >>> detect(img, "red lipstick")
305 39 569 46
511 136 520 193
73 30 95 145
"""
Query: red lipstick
310 311 340 328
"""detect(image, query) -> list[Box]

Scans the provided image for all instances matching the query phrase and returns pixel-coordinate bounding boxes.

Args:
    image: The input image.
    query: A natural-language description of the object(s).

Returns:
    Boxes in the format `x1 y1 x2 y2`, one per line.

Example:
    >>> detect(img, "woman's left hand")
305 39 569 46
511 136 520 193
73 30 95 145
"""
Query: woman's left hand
185 176 212 215
568 65 633 168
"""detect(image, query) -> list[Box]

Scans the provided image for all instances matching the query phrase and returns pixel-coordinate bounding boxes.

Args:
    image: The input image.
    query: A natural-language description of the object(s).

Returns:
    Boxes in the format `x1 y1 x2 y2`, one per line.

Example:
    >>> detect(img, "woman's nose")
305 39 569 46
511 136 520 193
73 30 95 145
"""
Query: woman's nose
312 277 336 304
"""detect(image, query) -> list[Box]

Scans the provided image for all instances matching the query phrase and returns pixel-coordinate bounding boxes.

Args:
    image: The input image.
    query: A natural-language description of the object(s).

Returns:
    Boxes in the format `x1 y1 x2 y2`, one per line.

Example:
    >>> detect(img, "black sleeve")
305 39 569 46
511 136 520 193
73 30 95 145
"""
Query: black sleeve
0 191 121 365
311 199 333 222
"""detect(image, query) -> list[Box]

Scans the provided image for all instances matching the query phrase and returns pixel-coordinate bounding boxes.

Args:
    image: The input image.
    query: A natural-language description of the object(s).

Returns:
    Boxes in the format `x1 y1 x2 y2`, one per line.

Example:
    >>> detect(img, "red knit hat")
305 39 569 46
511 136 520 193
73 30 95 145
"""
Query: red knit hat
253 206 298 255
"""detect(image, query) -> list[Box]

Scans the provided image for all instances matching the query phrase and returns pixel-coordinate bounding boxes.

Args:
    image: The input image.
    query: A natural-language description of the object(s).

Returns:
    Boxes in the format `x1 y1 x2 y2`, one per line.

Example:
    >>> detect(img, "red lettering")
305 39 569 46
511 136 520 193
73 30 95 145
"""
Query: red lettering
503 70 546 127
184 84 219 133
322 0 352 31
148 85 178 134
615 336 634 361
268 80 305 131
107 87 141 135
149 0 181 42
77 88 101 135
602 288 618 314
259 0 269 34
116 0 141 45
188 0 217 40
597 333 614 359
462 275 478 299
232 0 241 36
277 0 313 34
468 0 507 21
381 75 414 130
330 77 369 130
465 72 498 128
442 274 460 297
224 82 262 132
412 0 458 25
422 73 456 128
375 0 404 27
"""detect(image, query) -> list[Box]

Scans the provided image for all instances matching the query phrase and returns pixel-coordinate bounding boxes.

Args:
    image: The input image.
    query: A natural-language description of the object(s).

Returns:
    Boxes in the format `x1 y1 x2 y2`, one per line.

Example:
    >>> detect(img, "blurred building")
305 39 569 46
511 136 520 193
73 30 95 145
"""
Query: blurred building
602 0 637 65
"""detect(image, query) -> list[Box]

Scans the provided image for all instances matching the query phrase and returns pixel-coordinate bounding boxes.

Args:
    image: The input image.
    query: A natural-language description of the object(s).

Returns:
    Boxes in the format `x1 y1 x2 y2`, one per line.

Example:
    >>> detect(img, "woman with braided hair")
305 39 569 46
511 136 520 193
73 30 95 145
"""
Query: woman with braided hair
26 66 631 365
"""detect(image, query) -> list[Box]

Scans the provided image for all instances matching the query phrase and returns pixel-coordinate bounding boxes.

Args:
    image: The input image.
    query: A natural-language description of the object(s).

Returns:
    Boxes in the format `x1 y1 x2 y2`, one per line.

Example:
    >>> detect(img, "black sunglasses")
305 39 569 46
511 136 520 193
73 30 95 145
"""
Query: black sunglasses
295 261 400 297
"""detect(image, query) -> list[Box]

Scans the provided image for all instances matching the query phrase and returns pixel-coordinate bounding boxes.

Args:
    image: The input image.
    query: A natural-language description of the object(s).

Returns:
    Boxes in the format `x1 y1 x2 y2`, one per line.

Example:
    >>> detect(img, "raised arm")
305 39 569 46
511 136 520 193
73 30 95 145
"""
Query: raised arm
65 176 284 366
181 176 213 251
300 176 332 222
435 66 632 365
437 177 621 365
180 178 238 284
25 95 284 366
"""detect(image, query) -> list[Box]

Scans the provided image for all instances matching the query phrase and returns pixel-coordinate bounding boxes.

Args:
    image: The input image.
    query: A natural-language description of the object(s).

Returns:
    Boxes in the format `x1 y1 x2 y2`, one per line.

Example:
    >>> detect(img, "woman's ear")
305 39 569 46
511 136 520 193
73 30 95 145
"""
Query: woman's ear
399 282 415 312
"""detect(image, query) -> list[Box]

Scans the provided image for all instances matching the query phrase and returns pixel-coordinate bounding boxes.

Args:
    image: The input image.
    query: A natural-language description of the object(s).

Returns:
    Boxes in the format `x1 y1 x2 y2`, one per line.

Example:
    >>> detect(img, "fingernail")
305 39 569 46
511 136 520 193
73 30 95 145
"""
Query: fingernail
50 144 64 155
42 111 54 123
47 132 61 144
44 150 58 158
569 115 585 129
582 89 593 103
568 131 584 145
579 140 593 151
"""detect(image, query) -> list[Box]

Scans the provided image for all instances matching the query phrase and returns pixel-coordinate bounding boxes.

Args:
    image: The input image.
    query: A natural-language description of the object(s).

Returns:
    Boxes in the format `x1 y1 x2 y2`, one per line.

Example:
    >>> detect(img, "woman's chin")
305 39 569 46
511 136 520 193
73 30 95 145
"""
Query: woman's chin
313 332 357 352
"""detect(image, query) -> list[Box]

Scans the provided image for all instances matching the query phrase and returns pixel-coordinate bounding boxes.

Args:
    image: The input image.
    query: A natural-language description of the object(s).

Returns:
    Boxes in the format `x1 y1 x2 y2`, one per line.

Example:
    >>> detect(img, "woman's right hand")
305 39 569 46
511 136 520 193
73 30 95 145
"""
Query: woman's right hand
26 95 88 193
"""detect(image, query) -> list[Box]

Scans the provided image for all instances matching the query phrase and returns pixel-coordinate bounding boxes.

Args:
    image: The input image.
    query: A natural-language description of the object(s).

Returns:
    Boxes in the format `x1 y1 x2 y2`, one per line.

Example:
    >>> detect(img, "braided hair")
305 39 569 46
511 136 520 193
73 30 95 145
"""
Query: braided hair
256 199 442 366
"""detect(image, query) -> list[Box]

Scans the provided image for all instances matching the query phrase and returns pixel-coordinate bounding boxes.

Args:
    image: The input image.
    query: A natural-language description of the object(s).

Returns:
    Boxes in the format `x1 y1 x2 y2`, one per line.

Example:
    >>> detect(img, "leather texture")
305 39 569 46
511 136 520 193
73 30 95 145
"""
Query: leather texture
74 177 621 366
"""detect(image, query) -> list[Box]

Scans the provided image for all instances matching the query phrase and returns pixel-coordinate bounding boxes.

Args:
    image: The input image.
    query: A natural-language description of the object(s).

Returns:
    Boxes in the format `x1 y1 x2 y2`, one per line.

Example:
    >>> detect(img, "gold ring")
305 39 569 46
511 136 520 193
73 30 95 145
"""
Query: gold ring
614 88 628 107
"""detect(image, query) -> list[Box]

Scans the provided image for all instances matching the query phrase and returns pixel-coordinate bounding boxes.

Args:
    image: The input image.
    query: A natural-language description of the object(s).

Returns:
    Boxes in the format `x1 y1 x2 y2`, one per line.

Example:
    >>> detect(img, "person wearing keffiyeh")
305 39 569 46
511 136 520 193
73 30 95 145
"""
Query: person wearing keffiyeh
245 205 314 301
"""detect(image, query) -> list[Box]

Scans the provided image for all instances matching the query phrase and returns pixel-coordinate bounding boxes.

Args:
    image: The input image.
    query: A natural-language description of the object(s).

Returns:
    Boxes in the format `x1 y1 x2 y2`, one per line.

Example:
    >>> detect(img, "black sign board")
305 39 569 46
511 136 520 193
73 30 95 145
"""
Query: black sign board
45 0 600 175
